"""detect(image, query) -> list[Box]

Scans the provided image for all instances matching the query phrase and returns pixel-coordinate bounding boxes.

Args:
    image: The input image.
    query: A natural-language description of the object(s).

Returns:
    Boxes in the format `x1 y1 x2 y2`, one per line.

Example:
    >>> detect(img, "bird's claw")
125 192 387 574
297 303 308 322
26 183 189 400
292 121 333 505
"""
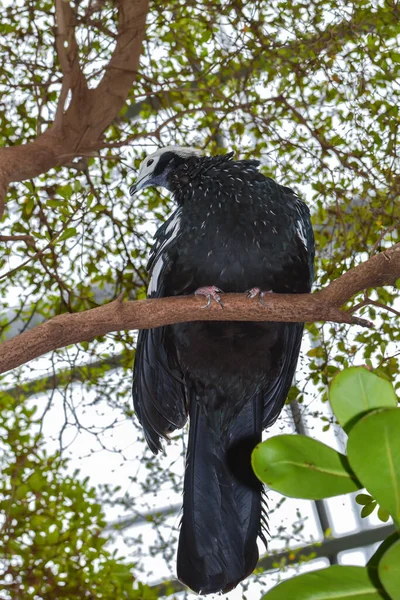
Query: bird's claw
246 287 261 299
246 287 273 307
194 286 224 309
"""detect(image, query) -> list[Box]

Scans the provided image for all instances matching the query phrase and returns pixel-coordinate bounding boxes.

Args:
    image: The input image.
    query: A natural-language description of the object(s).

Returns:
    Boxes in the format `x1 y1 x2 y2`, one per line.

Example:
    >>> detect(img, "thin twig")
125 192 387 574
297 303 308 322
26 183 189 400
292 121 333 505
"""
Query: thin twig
0 208 80 282
369 225 397 256
366 299 400 318
0 235 34 244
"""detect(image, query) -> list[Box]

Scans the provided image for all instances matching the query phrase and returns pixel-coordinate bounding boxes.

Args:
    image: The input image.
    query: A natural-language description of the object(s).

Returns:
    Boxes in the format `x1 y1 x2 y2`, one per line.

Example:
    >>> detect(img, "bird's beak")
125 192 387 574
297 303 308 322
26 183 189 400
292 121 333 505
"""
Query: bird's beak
129 174 150 196
129 182 138 196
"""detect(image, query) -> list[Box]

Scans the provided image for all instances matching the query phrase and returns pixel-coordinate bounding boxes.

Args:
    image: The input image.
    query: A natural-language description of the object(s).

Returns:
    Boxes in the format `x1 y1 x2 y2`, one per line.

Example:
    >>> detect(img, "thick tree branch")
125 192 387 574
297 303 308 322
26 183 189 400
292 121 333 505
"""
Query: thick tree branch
0 0 149 218
81 0 149 144
0 244 399 375
318 243 400 305
54 0 86 129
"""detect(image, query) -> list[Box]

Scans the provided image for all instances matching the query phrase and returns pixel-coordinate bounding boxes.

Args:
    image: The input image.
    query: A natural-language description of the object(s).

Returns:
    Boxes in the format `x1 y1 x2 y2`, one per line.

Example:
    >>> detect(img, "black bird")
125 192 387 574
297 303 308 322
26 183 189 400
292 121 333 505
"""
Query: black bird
130 147 314 595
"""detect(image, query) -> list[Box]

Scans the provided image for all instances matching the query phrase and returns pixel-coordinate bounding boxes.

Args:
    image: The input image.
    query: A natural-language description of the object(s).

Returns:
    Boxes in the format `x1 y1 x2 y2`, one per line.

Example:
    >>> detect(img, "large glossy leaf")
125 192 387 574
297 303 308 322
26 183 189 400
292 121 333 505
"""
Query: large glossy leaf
330 367 397 432
347 408 400 523
368 533 400 569
252 434 360 499
262 566 384 599
378 539 400 599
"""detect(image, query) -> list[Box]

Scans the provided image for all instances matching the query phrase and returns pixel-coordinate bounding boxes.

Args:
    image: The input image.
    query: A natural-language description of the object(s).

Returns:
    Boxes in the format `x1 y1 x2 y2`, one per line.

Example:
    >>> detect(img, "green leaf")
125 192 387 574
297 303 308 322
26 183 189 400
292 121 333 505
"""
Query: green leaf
356 493 374 505
28 472 46 492
262 566 383 599
57 227 77 242
377 507 390 523
46 199 60 208
361 502 377 518
25 196 34 216
378 539 400 599
58 183 73 199
368 532 400 571
14 483 29 500
347 408 400 523
251 435 361 500
329 367 397 432
307 346 324 358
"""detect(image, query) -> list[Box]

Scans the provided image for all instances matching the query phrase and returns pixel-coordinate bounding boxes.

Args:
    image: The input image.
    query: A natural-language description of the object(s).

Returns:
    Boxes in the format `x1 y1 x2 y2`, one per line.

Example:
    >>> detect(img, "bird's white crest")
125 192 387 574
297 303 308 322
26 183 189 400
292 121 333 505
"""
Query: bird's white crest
149 146 203 160
132 146 203 194
139 146 202 177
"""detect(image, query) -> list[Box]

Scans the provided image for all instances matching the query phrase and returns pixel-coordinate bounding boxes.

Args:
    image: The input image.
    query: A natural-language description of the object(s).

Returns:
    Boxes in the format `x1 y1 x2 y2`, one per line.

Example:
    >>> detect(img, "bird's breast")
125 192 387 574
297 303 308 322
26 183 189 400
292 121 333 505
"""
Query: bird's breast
169 200 294 293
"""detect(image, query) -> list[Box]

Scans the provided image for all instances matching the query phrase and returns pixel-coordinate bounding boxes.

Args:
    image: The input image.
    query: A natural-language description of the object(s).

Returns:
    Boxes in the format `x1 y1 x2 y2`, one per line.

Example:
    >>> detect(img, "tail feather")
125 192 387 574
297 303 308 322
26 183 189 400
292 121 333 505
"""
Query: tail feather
177 394 263 594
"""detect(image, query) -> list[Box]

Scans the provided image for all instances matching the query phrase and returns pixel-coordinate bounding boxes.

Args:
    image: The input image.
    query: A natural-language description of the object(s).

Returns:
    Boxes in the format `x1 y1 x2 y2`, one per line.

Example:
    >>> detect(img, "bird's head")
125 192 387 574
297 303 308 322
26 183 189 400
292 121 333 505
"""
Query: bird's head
129 146 203 196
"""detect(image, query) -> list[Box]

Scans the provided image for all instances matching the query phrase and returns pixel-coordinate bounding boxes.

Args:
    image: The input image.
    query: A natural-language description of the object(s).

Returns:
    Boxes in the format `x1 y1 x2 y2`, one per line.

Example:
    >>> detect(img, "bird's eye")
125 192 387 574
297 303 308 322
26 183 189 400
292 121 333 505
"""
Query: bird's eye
147 159 154 167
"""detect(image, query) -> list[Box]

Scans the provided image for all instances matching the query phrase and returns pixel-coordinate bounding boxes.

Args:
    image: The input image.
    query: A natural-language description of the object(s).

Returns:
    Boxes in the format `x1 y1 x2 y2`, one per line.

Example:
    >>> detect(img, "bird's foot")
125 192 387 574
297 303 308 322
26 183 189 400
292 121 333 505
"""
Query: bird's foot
246 287 273 307
194 286 224 309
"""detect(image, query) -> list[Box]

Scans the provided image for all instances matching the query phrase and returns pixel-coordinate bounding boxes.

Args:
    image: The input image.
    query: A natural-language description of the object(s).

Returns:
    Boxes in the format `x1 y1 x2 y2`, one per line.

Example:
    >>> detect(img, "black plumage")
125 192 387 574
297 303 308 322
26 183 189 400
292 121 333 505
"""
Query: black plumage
130 147 314 594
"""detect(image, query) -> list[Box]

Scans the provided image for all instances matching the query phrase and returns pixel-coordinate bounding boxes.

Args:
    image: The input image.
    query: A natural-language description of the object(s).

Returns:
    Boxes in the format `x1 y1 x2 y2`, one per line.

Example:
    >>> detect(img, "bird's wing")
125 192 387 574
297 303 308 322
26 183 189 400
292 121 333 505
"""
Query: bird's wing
147 208 182 293
132 209 187 453
132 327 187 453
293 196 315 286
262 192 314 428
261 322 304 428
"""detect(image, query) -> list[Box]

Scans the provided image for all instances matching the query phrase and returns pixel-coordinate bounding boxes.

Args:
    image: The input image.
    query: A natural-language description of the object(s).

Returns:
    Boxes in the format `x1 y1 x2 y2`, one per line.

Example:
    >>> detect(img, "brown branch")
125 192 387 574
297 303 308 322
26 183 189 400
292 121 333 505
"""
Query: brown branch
364 299 400 318
0 0 149 218
369 225 398 256
0 295 362 376
78 0 150 146
53 0 83 129
318 243 400 305
0 243 399 375
0 235 34 244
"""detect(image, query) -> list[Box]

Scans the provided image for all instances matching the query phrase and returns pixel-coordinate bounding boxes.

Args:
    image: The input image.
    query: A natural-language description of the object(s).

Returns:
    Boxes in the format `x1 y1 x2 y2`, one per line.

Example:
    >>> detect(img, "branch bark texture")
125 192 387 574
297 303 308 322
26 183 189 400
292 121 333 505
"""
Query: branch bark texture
0 243 399 375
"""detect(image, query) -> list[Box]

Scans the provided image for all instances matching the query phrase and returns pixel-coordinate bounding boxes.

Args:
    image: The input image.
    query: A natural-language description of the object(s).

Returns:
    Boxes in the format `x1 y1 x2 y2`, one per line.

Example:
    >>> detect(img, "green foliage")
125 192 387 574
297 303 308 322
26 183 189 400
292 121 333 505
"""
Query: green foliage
347 408 400 525
0 391 157 599
378 540 400 600
252 435 360 499
262 566 385 600
330 367 398 432
355 493 391 521
258 367 400 598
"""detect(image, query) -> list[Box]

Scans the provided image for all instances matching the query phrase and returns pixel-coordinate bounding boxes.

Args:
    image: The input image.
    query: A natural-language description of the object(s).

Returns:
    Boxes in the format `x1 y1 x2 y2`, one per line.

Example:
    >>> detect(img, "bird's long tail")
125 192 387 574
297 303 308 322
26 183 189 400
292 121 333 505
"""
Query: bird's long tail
177 394 264 595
